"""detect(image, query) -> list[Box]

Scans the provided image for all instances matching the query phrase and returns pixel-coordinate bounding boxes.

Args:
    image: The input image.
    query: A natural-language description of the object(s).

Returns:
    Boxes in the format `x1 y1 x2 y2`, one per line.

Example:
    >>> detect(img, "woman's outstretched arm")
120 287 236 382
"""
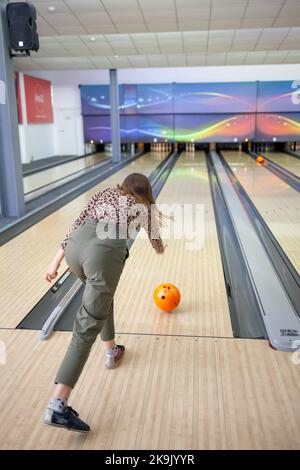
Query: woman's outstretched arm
141 205 165 254
45 247 65 283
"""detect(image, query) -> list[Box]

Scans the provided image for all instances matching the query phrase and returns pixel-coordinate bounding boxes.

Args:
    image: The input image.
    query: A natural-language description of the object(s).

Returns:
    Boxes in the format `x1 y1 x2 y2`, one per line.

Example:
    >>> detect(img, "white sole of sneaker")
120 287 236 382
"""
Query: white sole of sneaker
44 422 90 433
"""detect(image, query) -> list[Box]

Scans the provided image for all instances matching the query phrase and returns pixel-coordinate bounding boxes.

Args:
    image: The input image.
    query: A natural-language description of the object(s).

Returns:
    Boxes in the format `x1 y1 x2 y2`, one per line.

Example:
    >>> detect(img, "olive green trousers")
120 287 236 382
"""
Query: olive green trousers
55 219 128 388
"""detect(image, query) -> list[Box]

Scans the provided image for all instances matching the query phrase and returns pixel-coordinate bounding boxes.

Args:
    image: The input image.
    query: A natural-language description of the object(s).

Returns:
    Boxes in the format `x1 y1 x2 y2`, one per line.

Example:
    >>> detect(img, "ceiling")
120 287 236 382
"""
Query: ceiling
11 0 300 70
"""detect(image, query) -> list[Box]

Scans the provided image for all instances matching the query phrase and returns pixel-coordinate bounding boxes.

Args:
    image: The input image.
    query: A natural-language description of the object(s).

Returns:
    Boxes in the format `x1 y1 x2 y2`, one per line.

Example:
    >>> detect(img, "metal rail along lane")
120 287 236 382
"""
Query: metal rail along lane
248 150 300 193
24 156 111 202
206 151 267 340
22 151 98 177
208 150 300 351
0 150 144 246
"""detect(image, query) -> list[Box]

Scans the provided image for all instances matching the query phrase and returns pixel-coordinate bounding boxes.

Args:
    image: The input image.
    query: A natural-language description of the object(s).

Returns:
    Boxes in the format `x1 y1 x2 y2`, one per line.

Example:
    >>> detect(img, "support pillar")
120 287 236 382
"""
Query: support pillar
131 143 135 156
0 0 25 218
109 69 121 163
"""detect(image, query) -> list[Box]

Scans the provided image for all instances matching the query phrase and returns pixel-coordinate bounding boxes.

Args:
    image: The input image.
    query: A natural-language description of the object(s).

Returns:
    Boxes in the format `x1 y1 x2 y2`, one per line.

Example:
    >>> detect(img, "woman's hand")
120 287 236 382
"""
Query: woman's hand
156 244 167 255
45 260 60 283
45 248 65 283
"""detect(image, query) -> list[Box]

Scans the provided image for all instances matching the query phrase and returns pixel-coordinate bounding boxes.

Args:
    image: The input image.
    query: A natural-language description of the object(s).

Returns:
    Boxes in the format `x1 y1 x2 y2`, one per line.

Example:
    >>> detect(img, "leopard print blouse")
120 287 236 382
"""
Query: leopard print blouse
61 187 163 253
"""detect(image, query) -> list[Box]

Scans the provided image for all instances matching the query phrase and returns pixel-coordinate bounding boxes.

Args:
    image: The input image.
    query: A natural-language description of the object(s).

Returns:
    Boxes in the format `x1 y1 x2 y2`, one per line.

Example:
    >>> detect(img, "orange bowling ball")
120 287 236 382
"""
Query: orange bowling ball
153 283 181 312
256 155 265 164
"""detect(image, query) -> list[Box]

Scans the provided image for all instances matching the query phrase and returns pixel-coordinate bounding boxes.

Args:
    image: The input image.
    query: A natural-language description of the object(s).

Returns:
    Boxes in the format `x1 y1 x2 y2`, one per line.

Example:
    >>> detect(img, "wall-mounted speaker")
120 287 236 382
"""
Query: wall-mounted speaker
6 2 39 53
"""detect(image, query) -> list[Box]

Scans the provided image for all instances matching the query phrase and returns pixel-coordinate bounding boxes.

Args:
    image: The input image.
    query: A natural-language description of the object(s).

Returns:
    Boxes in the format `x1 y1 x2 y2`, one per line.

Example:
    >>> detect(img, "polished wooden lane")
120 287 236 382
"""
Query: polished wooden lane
114 151 232 338
0 329 299 449
265 151 300 178
223 150 300 275
0 152 167 328
23 152 111 194
1 150 299 450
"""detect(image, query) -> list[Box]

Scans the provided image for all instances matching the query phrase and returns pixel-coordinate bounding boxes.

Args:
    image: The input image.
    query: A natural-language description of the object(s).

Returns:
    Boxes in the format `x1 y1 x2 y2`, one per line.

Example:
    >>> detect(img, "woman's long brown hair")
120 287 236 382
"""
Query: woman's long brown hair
117 173 165 227
117 173 155 208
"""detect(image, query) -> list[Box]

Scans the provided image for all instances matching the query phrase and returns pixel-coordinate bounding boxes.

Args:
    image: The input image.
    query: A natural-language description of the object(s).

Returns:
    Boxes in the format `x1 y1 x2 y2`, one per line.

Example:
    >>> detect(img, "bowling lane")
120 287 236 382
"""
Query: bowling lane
0 329 299 449
114 151 233 338
0 151 168 328
264 151 300 178
23 152 110 195
222 150 300 274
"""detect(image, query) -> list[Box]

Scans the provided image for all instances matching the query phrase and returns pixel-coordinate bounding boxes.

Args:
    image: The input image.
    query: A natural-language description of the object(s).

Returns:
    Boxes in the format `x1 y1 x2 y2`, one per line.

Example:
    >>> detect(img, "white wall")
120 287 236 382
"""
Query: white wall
18 71 87 163
18 72 56 164
29 63 300 86
19 63 300 163
121 64 300 83
22 124 56 163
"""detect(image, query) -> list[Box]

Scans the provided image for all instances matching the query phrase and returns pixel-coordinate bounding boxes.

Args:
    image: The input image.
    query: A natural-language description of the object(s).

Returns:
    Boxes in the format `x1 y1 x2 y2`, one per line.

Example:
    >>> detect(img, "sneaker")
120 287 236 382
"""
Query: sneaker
105 344 125 369
44 406 90 433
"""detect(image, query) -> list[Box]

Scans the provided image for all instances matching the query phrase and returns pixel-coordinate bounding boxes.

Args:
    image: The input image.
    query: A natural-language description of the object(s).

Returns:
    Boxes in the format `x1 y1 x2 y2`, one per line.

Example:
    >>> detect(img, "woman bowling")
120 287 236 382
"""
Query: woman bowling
44 173 165 432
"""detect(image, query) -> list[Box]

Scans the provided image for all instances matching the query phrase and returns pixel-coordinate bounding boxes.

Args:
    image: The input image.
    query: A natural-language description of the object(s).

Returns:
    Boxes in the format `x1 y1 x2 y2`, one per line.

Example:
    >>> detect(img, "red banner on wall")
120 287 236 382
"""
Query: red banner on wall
24 74 54 124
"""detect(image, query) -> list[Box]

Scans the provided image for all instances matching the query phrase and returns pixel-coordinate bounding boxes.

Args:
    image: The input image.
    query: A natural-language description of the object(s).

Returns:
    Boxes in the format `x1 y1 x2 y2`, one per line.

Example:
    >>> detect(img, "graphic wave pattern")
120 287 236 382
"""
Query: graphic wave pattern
256 113 300 140
80 85 110 115
174 82 257 113
81 81 300 142
174 114 255 142
257 81 300 112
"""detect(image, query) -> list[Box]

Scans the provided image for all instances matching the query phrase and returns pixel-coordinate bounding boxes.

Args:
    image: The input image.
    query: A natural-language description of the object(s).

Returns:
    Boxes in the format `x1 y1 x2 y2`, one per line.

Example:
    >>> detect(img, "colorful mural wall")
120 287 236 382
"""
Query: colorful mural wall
174 82 257 114
81 81 300 143
175 114 255 142
256 113 300 141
